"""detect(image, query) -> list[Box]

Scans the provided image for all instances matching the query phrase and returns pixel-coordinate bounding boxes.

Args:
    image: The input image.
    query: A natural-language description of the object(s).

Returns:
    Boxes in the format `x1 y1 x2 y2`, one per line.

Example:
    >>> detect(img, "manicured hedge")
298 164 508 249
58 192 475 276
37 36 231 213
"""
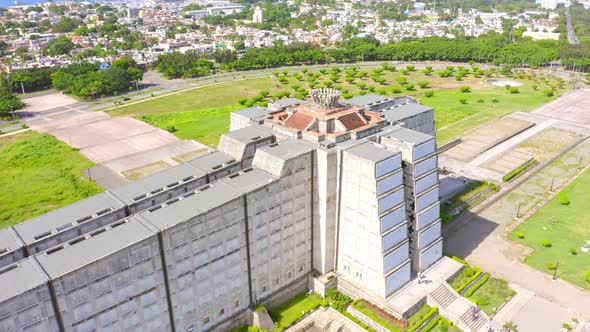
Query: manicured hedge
421 316 442 332
503 159 536 182
464 273 490 297
408 307 439 332
456 268 482 293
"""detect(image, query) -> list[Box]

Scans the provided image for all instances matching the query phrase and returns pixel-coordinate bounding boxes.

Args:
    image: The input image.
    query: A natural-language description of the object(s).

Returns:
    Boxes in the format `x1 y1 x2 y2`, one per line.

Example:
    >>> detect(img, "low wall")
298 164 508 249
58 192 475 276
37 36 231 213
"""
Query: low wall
346 305 390 332
337 276 405 319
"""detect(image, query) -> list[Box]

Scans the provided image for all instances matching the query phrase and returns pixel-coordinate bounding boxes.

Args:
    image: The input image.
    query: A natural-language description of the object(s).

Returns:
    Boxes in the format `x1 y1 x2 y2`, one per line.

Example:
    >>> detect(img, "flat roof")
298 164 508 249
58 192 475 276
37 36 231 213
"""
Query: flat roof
273 98 305 107
0 228 23 257
233 106 267 119
256 139 315 162
345 141 399 163
221 168 277 194
222 125 273 143
381 104 433 123
13 192 126 245
186 151 238 173
0 258 48 303
345 94 390 107
384 127 434 145
109 164 206 205
35 216 155 279
139 181 241 232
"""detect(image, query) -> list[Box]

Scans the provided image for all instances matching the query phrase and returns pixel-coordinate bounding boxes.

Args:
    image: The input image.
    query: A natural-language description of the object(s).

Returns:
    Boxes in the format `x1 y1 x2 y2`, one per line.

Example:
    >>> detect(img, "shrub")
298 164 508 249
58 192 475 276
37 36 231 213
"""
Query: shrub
367 85 376 92
377 88 387 95
406 65 415 71
455 74 464 81
464 273 489 297
477 99 485 103
569 248 578 255
541 239 552 248
391 86 402 93
505 84 511 90
563 323 572 331
438 69 452 77
342 92 354 99
238 98 248 105
585 271 590 283
404 84 415 91
558 192 570 205
516 231 524 239
400 69 410 75
418 81 429 88
424 91 434 98
459 98 467 104
357 83 366 90
359 90 367 95
532 84 538 90
291 84 301 90
166 126 178 133
509 87 520 94
396 77 408 85
544 88 554 97
460 86 471 93
547 262 557 270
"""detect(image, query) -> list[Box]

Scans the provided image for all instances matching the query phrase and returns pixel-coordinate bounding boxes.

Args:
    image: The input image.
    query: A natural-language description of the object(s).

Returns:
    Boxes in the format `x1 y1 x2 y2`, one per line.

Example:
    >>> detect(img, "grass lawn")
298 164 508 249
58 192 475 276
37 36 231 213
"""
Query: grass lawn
352 300 437 332
427 317 463 332
466 277 515 316
107 66 562 147
508 168 590 289
267 293 323 330
0 131 103 229
421 87 558 144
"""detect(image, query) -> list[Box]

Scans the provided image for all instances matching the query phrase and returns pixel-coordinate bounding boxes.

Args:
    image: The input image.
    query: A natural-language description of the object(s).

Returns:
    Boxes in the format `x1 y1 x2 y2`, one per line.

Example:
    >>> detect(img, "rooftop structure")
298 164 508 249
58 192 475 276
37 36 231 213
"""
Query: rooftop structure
0 90 440 332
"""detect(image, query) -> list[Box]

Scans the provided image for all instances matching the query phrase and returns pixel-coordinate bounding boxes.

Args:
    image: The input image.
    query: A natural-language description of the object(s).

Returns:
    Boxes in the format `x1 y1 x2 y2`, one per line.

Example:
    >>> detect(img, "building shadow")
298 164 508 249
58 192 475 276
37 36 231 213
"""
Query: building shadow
442 210 500 259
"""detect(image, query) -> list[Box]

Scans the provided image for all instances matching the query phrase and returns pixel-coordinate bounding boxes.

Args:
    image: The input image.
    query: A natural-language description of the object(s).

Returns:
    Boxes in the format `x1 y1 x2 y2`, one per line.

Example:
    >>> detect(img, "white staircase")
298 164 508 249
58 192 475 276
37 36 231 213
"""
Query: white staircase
427 283 491 332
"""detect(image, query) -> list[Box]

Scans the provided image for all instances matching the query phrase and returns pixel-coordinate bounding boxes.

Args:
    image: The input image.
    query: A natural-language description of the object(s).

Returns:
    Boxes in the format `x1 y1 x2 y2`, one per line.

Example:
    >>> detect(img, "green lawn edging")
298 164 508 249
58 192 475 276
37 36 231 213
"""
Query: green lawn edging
503 159 537 182
464 273 490 297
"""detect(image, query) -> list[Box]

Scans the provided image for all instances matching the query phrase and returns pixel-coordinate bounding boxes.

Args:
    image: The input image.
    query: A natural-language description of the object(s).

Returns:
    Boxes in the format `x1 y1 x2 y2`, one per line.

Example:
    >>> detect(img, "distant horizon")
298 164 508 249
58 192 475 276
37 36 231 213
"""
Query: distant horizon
0 0 97 7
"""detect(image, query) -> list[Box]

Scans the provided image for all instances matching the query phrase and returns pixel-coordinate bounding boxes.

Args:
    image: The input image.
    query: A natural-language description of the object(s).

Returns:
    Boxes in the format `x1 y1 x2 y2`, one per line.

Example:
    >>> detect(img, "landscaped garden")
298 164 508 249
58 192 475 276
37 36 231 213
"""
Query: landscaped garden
0 131 103 229
508 168 590 290
448 257 515 316
106 64 563 147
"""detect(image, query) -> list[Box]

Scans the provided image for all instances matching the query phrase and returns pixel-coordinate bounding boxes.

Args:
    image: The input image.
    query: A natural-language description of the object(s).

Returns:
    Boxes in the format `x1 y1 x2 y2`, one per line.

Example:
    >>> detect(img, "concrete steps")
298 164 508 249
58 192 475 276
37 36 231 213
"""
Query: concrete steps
430 284 458 309
460 307 488 332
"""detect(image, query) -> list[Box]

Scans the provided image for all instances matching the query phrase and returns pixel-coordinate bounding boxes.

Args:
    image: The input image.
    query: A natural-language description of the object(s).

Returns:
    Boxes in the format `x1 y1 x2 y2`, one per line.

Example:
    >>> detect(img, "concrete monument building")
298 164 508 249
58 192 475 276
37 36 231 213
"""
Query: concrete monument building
0 89 441 332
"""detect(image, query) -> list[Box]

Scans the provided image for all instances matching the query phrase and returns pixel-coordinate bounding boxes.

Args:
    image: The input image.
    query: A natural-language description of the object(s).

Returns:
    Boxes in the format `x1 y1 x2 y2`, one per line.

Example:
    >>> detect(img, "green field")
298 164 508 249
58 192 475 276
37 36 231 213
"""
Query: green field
106 66 562 147
508 168 590 289
0 131 103 229
467 277 516 315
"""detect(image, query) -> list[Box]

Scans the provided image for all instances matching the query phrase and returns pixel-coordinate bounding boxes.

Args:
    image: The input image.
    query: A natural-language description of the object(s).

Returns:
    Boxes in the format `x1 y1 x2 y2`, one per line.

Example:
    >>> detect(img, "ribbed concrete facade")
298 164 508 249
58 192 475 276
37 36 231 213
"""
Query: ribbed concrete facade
0 92 440 332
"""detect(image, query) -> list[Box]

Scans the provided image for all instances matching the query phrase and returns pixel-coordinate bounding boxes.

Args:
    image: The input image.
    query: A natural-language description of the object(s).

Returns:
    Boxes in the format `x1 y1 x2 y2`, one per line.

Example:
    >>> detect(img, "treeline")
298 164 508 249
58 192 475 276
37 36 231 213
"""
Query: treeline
51 57 143 99
155 32 568 79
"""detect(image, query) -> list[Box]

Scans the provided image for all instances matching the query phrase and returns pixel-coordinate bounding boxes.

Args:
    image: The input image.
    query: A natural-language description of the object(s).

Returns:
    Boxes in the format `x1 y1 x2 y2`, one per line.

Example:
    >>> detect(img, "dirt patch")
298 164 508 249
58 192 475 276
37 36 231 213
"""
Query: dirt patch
172 148 210 163
122 161 171 180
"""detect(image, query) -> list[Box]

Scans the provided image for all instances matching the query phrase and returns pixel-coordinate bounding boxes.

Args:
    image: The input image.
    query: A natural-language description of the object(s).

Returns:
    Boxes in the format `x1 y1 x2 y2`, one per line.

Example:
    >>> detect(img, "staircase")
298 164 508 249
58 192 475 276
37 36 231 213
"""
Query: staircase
460 308 488 332
430 284 459 309
427 283 491 332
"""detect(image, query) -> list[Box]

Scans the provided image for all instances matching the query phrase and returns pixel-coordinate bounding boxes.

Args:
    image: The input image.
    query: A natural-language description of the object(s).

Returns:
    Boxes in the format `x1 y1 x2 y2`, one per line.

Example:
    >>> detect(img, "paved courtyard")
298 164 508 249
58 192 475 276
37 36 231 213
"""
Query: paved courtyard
27 109 208 185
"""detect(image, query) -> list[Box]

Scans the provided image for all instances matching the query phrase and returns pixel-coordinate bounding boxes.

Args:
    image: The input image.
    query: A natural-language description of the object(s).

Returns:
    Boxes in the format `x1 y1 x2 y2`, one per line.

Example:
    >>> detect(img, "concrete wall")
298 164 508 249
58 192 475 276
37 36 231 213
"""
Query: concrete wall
159 198 250 332
313 149 339 275
50 233 170 332
248 153 313 303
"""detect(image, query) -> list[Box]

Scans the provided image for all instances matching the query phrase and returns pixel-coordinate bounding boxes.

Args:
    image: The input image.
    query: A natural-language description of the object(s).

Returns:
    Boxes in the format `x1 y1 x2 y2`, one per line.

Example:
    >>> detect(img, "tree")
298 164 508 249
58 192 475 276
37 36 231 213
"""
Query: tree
43 37 75 56
0 88 24 118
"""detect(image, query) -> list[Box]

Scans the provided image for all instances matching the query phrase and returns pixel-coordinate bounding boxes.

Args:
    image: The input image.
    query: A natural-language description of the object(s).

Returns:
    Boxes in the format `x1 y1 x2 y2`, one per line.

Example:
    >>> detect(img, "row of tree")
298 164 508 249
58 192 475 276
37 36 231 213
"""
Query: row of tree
155 32 577 79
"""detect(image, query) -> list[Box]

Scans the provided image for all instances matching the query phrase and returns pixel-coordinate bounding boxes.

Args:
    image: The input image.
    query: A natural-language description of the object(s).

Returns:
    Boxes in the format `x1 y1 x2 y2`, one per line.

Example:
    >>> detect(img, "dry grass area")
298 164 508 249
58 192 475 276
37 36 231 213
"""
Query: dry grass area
515 127 583 162
444 117 534 162
122 160 171 180
172 148 210 163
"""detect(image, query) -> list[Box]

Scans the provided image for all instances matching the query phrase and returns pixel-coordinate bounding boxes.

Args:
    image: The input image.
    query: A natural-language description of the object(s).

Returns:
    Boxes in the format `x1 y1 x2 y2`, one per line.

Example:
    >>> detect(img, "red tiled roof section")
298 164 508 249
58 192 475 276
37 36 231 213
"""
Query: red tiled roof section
284 112 314 130
338 112 367 130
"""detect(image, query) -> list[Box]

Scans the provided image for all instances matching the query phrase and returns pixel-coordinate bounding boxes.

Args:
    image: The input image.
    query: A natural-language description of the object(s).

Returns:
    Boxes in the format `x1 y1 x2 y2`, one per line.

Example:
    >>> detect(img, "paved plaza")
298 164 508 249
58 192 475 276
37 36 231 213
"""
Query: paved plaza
27 110 208 184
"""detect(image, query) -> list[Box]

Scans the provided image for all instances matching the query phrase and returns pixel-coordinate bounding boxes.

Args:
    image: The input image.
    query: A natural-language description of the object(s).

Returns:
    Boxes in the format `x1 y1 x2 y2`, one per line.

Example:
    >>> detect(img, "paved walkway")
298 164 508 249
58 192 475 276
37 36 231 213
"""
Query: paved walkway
445 139 590 330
